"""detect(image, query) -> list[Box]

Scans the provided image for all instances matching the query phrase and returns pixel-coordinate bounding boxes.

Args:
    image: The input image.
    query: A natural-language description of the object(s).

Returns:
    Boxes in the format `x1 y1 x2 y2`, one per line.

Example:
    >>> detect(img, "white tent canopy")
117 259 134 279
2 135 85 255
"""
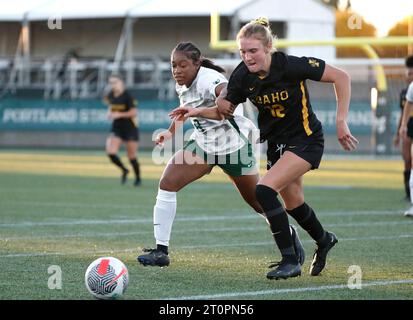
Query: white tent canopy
1 0 336 60
1 0 254 21
238 0 334 23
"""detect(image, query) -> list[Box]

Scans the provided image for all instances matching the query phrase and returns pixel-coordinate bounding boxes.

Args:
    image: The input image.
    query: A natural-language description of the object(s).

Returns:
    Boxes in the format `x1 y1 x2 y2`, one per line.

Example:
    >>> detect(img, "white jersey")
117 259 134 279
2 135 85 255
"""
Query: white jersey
176 66 257 155
406 81 413 103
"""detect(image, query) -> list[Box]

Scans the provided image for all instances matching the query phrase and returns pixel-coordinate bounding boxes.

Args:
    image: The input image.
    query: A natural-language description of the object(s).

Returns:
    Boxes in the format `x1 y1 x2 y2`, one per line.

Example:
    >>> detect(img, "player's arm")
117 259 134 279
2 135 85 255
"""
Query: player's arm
320 64 359 151
169 106 224 121
216 79 245 119
400 101 413 140
110 107 137 120
169 83 226 121
103 96 114 120
155 108 187 146
216 87 236 118
394 107 403 146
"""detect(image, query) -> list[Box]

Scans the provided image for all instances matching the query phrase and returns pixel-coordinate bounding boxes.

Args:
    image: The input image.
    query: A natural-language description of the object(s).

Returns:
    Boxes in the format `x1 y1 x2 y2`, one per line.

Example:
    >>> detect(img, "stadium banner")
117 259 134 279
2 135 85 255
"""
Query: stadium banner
0 98 179 132
0 98 400 134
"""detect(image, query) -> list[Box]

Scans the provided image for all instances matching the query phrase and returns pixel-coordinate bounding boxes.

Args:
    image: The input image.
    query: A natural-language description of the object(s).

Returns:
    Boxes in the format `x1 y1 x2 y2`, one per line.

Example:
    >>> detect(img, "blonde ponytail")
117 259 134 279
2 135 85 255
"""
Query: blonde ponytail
236 17 275 49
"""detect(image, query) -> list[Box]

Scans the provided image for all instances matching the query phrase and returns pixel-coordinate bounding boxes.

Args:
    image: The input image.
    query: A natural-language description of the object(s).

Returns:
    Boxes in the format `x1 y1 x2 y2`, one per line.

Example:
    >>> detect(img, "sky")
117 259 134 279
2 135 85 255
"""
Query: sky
349 0 413 36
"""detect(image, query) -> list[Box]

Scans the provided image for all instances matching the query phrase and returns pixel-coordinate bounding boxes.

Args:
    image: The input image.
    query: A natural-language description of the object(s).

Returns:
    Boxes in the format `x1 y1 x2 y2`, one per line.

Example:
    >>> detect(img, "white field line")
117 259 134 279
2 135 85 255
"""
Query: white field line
0 199 405 214
0 210 406 228
163 279 413 300
179 234 413 249
1 220 412 241
1 234 412 258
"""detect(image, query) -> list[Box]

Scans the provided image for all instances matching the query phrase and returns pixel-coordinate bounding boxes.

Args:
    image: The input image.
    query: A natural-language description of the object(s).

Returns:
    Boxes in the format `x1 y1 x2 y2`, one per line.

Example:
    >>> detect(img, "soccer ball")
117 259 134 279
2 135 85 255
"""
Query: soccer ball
85 257 129 300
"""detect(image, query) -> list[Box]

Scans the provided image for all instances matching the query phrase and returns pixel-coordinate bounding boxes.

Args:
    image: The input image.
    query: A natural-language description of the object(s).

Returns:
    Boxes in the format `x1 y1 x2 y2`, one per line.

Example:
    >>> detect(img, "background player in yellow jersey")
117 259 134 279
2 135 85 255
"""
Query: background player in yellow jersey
104 74 141 186
399 73 413 217
394 56 413 201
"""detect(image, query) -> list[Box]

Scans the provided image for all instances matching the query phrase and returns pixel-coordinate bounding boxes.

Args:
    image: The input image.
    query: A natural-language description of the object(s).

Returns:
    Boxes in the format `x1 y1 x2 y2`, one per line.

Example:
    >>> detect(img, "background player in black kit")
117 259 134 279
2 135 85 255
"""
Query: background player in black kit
104 74 141 186
217 18 358 280
393 56 413 201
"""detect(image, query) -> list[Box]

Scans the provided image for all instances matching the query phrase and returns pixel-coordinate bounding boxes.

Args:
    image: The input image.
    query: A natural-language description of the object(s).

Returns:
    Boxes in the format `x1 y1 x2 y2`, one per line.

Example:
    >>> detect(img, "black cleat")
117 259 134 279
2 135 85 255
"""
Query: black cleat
267 259 301 280
309 231 338 276
137 248 170 267
290 225 305 266
121 169 129 185
134 178 142 187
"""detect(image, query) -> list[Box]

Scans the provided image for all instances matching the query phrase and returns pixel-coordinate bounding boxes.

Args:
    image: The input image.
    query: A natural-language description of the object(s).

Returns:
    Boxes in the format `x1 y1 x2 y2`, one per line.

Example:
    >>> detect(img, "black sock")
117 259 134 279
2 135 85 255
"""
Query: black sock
108 154 128 172
255 185 297 262
129 158 141 181
404 170 411 199
286 202 327 245
157 244 168 255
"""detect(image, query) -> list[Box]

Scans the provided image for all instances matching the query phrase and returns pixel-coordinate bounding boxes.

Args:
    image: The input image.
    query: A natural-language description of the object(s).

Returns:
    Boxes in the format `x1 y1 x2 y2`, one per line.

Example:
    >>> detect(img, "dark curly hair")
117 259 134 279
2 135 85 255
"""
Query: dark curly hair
172 42 225 73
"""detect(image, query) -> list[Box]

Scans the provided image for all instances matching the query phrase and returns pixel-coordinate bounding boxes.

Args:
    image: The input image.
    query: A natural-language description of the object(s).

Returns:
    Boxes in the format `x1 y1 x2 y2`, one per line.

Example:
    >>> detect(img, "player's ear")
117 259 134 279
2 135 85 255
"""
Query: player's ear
194 59 202 68
264 42 272 54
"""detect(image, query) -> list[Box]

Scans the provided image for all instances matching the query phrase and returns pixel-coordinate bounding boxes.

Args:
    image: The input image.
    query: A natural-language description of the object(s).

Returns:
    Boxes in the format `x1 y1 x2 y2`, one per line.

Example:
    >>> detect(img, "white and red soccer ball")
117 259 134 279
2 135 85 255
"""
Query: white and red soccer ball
85 257 129 299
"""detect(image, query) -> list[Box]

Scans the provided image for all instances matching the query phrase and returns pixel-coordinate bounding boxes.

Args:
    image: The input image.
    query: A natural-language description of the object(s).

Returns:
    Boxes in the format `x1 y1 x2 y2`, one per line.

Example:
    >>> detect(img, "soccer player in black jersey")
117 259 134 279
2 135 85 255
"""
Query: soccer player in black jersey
104 74 141 186
217 18 358 280
393 56 413 201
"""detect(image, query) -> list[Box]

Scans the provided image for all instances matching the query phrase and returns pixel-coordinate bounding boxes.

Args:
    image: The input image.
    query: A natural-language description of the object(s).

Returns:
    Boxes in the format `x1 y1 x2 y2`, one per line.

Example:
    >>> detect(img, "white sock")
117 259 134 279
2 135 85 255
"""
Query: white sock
153 189 177 247
410 172 413 204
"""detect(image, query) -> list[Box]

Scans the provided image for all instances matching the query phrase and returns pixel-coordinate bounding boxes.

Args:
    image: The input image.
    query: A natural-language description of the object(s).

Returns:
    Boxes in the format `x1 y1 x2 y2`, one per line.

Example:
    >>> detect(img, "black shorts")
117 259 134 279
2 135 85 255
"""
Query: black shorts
266 133 324 170
111 125 139 142
408 117 413 139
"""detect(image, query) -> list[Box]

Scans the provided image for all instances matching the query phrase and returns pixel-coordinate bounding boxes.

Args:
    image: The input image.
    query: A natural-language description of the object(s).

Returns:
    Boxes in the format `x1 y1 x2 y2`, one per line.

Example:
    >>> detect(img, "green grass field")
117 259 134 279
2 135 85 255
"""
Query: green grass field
0 149 412 300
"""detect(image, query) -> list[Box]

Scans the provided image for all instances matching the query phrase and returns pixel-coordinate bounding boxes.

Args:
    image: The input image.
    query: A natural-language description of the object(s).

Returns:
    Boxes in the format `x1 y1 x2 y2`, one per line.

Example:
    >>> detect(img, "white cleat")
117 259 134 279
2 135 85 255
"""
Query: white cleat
404 206 413 217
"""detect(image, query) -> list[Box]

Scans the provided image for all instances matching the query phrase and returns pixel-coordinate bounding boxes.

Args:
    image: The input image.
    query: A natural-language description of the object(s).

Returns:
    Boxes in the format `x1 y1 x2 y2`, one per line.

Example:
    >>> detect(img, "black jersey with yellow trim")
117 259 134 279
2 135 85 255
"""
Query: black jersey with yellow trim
105 90 138 128
400 87 413 117
226 52 325 143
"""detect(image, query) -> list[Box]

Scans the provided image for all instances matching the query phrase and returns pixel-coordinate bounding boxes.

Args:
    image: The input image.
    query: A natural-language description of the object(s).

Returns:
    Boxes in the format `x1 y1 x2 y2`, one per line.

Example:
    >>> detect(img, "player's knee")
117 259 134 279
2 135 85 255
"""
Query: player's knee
107 153 117 161
251 201 264 214
283 188 304 208
159 176 178 192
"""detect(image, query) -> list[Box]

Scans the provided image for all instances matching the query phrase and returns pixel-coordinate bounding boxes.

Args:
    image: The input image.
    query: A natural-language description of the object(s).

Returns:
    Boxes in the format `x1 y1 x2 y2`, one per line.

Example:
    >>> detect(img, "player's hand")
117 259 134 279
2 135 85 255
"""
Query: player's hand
108 112 121 120
155 130 173 147
336 120 359 151
169 106 200 119
216 96 235 118
399 126 408 141
393 134 400 147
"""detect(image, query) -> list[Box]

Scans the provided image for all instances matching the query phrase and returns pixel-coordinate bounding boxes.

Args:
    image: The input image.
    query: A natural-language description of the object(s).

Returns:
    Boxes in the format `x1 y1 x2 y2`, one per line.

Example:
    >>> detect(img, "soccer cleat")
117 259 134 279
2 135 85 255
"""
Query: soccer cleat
309 231 338 276
134 178 142 187
404 206 413 217
137 248 170 267
267 258 301 280
121 169 129 185
290 225 305 266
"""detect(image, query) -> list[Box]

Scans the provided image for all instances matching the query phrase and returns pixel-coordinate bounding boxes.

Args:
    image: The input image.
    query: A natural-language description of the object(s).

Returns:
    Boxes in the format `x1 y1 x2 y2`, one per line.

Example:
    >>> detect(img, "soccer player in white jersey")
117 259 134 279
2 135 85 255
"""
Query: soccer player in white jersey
400 79 413 217
137 42 304 268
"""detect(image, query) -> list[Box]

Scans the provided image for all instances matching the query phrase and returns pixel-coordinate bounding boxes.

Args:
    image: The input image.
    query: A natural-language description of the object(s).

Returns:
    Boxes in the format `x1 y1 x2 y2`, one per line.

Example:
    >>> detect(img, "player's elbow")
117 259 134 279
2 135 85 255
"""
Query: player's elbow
341 69 351 84
130 109 138 117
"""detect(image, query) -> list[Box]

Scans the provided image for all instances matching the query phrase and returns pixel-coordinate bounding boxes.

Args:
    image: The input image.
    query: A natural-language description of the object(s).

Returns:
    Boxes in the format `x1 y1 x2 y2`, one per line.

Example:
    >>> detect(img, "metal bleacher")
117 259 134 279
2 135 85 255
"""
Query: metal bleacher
0 57 176 101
